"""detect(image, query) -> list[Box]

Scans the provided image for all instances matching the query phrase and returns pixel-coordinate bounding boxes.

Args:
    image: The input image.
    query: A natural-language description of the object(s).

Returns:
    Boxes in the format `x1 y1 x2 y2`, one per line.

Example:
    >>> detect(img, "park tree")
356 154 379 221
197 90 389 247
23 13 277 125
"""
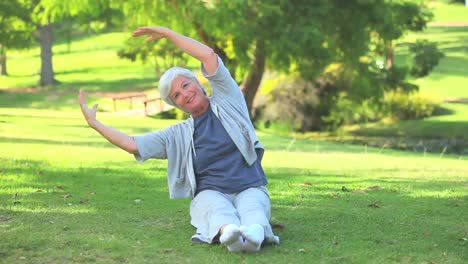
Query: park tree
33 0 121 86
119 0 337 118
0 0 35 76
262 0 435 131
372 1 433 69
118 0 434 124
2 0 121 85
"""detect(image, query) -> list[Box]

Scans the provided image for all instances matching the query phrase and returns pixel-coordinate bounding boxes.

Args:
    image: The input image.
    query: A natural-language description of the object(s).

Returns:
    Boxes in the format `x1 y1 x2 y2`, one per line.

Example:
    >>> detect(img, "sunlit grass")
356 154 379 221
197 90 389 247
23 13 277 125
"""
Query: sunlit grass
345 103 468 139
395 26 468 99
429 0 468 22
1 108 467 263
0 32 157 92
1 3 467 261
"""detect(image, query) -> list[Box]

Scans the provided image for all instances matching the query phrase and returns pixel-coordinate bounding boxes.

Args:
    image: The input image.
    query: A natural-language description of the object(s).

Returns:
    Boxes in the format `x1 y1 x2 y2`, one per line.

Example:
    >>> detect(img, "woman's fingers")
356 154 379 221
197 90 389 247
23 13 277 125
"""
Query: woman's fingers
132 27 152 37
132 26 165 41
78 89 87 106
145 35 159 42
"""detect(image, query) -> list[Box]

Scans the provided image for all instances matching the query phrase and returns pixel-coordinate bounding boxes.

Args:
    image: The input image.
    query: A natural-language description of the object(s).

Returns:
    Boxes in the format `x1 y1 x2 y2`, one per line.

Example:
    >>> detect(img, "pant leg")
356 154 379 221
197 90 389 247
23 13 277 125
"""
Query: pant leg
234 187 271 226
234 187 279 244
190 190 240 243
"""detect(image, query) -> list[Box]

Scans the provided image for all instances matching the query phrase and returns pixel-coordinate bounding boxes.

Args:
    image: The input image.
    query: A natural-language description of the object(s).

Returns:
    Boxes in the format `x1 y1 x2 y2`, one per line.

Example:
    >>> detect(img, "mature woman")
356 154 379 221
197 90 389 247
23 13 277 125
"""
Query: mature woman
79 26 279 253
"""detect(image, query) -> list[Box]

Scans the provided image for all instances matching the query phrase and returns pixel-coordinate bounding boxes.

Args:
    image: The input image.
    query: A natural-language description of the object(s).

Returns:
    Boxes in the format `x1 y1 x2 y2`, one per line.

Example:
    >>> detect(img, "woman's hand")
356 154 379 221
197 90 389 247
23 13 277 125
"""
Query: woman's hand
132 26 169 42
78 89 98 126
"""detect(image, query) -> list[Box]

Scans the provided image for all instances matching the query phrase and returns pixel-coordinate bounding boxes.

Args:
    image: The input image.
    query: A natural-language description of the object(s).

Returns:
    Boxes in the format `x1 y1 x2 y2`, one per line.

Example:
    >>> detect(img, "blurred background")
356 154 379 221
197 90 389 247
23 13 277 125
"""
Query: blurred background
1 0 467 154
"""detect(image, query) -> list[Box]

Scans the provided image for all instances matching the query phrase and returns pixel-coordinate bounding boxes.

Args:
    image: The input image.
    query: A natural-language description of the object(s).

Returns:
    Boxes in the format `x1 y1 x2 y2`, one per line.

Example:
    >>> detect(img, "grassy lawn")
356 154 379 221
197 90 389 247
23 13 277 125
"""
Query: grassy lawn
395 26 468 99
346 102 468 139
0 32 157 93
0 2 467 263
429 0 468 23
0 107 466 263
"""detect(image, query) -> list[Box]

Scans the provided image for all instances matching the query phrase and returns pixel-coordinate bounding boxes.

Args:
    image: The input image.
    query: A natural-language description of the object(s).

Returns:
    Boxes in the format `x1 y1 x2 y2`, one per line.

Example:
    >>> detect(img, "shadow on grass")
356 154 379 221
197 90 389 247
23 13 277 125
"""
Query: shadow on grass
259 133 370 154
348 120 468 139
0 137 116 149
0 90 77 109
69 77 156 92
432 105 456 116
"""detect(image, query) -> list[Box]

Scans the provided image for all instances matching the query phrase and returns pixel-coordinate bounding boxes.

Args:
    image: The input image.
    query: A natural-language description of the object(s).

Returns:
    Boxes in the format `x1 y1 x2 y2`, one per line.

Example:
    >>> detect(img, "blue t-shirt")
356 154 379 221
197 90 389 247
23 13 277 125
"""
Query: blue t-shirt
193 106 267 195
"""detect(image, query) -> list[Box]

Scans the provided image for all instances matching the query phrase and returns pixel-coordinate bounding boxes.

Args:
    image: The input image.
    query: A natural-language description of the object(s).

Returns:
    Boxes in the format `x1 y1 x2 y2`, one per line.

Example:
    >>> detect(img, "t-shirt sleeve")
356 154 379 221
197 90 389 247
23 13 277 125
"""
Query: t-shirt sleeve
201 56 241 95
133 130 168 162
201 56 245 108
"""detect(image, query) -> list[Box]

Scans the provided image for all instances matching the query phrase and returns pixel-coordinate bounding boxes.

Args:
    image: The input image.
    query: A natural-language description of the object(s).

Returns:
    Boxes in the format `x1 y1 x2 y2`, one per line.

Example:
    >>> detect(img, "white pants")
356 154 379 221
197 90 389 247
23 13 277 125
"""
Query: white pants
189 186 279 244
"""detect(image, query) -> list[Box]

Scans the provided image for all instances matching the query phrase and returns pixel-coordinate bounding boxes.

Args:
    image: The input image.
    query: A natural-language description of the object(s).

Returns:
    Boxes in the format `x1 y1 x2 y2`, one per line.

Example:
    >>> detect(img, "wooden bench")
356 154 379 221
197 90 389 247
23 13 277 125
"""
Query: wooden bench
143 98 164 116
112 94 169 116
112 94 148 111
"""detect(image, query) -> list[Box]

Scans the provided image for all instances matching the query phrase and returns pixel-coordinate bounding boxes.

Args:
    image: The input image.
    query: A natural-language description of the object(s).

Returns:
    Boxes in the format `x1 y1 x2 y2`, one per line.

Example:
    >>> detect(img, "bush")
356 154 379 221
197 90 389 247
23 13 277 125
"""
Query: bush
382 66 419 93
409 40 444 77
382 90 440 120
261 66 382 132
322 93 380 131
263 74 323 131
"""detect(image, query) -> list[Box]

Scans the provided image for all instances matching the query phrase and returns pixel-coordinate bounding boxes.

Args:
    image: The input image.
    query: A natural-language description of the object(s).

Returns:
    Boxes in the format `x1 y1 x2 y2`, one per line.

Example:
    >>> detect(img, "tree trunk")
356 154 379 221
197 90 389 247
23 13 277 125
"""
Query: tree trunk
385 41 394 69
242 40 266 120
0 46 7 76
38 22 58 86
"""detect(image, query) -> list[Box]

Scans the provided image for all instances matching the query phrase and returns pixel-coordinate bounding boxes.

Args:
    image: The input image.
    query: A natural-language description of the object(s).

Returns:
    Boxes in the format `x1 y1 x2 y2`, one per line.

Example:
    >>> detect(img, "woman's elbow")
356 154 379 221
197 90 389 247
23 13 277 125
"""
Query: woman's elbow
126 147 139 155
202 50 218 75
122 139 139 155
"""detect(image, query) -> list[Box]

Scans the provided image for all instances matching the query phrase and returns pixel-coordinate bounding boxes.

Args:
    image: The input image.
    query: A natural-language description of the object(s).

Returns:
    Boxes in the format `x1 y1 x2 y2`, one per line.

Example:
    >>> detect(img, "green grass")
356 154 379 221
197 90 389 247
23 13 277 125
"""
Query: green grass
395 26 468 99
347 103 468 139
1 108 467 263
0 3 467 262
429 0 468 22
0 32 157 93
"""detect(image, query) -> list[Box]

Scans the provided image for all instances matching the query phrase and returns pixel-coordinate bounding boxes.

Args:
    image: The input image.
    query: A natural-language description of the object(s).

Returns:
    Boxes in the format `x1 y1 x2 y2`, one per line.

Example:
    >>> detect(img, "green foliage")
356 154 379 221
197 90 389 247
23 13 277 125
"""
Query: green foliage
262 74 321 131
0 0 35 50
382 90 441 120
322 94 381 131
408 39 445 77
262 63 381 131
381 65 419 93
117 37 190 76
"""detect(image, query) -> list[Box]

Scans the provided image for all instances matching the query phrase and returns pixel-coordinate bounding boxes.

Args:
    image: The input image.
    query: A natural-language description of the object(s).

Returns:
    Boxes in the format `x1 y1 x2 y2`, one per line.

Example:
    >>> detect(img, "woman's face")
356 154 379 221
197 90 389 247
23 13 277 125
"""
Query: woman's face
170 76 209 117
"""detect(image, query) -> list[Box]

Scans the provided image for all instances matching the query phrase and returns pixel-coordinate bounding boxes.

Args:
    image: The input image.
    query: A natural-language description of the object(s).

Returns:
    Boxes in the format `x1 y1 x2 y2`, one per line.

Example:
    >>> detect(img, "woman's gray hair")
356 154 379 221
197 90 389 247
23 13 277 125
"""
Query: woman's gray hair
158 66 204 107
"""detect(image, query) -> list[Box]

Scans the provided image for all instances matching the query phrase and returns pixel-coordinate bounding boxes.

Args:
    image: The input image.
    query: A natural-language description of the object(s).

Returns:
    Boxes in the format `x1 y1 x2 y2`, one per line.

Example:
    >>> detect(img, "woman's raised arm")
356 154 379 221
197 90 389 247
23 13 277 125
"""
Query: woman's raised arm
132 26 218 75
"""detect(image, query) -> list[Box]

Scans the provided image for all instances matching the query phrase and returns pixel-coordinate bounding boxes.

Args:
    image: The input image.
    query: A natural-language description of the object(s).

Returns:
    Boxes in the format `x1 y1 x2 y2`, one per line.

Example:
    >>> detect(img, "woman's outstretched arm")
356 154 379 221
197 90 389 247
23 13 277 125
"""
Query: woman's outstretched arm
78 89 139 154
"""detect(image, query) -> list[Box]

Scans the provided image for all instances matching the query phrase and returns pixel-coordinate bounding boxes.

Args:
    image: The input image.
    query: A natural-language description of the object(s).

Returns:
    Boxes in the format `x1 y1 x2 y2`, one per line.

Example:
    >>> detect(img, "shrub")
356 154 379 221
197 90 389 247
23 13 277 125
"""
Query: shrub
382 66 419 93
322 93 380 131
382 90 440 120
408 39 444 77
263 74 323 131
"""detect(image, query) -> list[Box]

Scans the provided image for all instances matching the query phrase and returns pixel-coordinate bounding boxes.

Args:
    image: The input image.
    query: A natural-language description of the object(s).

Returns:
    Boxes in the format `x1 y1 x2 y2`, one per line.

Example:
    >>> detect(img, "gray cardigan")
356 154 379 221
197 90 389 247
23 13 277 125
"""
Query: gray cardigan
134 57 263 198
